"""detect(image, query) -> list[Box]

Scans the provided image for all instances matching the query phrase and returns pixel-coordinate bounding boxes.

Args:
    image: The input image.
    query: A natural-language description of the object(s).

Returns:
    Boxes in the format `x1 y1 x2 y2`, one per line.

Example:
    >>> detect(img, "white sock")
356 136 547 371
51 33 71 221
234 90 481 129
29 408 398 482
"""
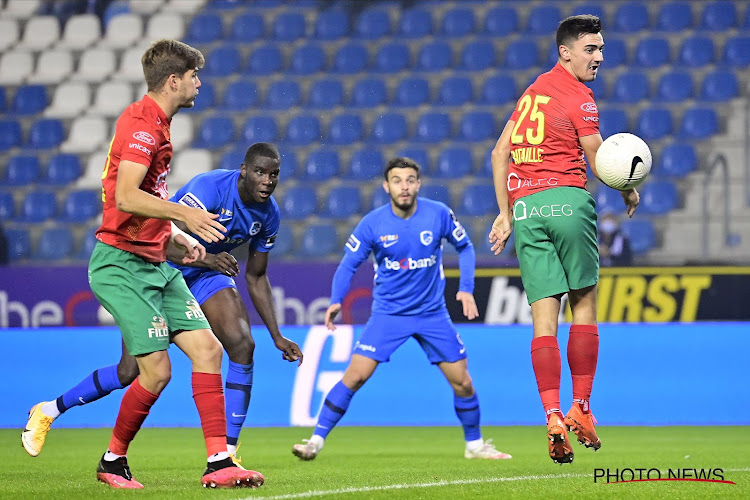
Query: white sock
103 450 123 461
309 435 325 450
207 451 230 463
41 401 60 419
466 438 484 452
227 444 237 455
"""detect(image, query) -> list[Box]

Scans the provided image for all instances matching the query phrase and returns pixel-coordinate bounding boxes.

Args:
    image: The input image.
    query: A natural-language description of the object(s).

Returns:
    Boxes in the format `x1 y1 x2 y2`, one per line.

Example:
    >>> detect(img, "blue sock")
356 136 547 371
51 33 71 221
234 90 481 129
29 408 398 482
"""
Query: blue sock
454 393 482 442
56 364 125 414
225 360 254 446
313 381 355 439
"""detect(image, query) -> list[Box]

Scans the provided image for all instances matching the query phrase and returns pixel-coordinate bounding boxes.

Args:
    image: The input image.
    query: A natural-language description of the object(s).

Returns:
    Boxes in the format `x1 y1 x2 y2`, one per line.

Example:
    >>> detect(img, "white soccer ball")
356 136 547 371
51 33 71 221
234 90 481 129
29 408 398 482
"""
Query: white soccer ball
595 133 652 190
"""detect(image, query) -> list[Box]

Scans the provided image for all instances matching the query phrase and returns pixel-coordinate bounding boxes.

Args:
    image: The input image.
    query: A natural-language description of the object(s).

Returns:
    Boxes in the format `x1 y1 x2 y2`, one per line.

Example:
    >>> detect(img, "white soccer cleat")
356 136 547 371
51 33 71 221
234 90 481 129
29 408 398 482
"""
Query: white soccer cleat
22 402 56 457
292 439 320 461
464 439 512 460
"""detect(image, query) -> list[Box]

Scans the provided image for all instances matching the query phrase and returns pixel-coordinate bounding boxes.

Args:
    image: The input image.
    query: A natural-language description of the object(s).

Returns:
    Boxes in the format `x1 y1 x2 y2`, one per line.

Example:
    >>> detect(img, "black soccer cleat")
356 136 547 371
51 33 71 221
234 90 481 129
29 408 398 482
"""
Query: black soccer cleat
96 454 143 489
202 457 264 489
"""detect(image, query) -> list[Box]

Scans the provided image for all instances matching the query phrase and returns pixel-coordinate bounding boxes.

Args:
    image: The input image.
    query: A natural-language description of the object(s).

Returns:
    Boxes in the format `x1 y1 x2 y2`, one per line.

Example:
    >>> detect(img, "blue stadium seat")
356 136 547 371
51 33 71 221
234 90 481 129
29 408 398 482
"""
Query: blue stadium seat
28 119 65 149
476 150 493 178
266 80 301 109
219 146 246 171
206 0 242 9
62 189 99 222
415 113 451 143
280 186 317 219
613 2 650 32
438 77 473 106
484 6 518 36
634 38 670 67
291 43 326 75
636 108 673 140
333 42 368 74
0 191 14 219
231 13 265 42
598 109 629 139
656 1 693 31
223 80 259 110
679 36 714 67
701 1 737 30
569 3 606 22
315 9 350 40
441 7 475 37
434 146 472 178
396 147 429 172
271 227 293 257
349 148 384 180
394 77 429 107
21 190 57 222
744 5 750 28
6 228 31 261
356 8 391 39
585 74 608 99
299 223 339 258
595 186 624 213
700 70 739 101
417 41 451 72
505 40 538 69
187 80 215 113
399 8 432 38
323 186 362 218
286 115 321 145
4 155 40 185
309 79 344 109
280 150 298 179
303 149 339 181
204 44 241 77
459 111 495 142
657 71 694 102
527 5 562 35
195 116 234 148
34 227 74 261
611 72 649 103
242 116 278 143
375 42 409 73
351 77 386 107
246 44 283 75
639 181 678 215
601 38 626 67
186 13 223 44
460 183 496 216
722 36 750 67
77 226 98 260
419 185 451 206
45 153 82 185
13 85 47 115
371 187 390 209
0 87 5 114
461 40 495 71
329 113 364 145
273 12 306 41
680 107 718 139
621 219 656 254
659 142 697 177
481 74 516 105
372 113 407 144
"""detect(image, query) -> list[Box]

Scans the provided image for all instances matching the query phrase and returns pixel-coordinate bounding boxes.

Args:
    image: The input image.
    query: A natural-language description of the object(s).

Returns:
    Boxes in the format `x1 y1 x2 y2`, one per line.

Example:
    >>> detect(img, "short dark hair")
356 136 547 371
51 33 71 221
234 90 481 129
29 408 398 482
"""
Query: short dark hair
556 15 602 49
141 39 205 92
384 157 421 180
244 142 280 165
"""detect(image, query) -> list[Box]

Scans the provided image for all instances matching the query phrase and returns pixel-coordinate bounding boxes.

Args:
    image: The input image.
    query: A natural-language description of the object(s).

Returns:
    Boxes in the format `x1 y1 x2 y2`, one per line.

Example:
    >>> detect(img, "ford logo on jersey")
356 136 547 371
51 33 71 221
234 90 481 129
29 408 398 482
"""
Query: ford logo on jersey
384 255 437 270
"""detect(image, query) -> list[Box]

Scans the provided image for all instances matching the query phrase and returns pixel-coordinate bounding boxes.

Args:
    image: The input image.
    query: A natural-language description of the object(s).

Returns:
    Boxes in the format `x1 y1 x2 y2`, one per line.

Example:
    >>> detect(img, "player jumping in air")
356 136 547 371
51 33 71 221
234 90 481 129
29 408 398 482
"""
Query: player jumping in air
292 157 511 461
488 16 639 464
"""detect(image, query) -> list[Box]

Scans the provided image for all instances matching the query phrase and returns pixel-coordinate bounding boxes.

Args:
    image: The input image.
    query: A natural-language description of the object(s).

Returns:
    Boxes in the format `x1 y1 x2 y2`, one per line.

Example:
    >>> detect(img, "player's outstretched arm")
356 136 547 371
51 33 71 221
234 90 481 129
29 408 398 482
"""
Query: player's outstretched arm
489 121 515 254
324 303 342 331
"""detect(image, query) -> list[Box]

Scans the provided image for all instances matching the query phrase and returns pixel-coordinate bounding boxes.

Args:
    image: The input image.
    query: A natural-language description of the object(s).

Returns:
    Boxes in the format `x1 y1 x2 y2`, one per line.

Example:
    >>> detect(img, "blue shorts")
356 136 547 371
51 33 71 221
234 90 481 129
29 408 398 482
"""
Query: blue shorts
355 310 467 364
183 271 236 306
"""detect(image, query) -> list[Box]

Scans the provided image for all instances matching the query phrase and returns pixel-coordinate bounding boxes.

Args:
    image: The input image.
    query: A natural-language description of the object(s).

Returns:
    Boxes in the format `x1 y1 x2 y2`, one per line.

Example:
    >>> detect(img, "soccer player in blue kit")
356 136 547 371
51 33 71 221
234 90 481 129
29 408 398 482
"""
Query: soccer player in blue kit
23 142 302 462
292 157 511 461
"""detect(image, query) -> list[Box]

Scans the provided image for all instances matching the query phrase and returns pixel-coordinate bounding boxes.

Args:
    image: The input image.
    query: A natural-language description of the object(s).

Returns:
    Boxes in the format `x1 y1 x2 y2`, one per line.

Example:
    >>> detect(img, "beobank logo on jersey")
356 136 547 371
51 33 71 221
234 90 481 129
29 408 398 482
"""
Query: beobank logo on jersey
384 255 437 271
580 102 598 113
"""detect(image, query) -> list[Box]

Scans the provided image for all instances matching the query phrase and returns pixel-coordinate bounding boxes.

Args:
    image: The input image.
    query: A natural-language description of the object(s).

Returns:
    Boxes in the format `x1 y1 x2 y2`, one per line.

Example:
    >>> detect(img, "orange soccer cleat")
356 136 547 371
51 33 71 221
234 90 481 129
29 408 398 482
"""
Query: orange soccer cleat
202 458 264 489
96 455 144 489
547 413 574 464
565 404 602 451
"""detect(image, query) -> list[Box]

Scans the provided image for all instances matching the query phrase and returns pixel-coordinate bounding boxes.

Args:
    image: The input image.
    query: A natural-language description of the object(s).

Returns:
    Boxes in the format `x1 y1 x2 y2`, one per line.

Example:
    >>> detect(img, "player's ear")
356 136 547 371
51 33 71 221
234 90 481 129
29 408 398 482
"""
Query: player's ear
559 44 571 62
382 180 389 193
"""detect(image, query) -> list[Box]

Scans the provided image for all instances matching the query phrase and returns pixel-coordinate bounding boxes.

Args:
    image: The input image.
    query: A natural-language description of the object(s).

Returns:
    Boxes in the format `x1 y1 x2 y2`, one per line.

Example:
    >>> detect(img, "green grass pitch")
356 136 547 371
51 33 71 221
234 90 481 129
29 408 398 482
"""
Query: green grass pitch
2 426 748 499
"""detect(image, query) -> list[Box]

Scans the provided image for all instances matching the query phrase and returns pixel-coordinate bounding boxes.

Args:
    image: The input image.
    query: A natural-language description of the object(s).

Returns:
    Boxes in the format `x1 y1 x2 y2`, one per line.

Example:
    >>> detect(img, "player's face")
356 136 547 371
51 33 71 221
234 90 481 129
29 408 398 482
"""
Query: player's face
384 167 420 211
240 156 280 204
177 68 201 108
564 32 604 82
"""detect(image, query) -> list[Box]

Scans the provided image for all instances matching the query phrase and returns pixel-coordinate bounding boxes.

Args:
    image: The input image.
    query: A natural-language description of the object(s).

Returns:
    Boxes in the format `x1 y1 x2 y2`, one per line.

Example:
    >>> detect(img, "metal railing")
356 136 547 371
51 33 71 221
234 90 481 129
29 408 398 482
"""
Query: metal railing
701 154 731 259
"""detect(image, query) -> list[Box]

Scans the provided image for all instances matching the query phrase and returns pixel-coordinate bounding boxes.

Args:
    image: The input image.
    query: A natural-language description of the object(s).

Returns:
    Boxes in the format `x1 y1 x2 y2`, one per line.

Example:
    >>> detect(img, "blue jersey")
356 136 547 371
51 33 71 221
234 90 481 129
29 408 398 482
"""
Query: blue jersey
169 169 280 284
331 198 475 316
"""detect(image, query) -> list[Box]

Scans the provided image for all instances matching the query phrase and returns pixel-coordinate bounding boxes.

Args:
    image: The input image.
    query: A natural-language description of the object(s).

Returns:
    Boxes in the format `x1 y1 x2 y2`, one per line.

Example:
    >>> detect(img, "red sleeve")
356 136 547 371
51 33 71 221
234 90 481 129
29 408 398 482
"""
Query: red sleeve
118 116 159 167
567 92 600 137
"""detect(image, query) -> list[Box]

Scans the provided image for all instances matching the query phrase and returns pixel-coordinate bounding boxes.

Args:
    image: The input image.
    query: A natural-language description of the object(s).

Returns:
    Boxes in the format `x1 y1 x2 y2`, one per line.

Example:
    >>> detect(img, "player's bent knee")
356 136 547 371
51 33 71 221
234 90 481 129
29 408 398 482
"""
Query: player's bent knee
225 334 255 364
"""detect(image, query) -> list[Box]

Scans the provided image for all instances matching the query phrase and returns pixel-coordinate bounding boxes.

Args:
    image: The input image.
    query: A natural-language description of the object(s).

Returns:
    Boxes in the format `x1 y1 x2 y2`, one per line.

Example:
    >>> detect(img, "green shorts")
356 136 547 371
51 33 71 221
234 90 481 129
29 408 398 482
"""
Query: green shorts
513 186 599 304
88 241 211 356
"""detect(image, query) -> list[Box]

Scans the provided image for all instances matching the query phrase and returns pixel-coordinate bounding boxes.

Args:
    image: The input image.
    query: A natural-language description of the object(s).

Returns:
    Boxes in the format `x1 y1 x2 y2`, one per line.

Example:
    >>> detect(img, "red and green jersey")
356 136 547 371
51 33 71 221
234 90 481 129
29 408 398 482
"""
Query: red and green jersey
507 63 600 206
96 95 173 263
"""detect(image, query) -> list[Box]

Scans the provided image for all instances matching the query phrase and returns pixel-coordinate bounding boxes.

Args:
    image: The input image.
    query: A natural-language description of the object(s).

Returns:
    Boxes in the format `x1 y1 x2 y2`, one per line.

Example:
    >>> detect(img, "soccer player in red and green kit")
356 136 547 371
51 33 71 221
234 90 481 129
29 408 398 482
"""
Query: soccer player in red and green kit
488 15 640 464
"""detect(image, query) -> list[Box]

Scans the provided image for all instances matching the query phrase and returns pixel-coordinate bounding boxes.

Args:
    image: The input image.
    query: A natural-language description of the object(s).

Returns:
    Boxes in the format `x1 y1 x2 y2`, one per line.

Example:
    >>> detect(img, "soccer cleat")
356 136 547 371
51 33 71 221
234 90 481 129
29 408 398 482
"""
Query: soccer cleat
464 439 512 460
292 439 320 461
96 454 144 489
202 457 264 489
547 413 574 464
21 402 55 457
565 405 602 450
